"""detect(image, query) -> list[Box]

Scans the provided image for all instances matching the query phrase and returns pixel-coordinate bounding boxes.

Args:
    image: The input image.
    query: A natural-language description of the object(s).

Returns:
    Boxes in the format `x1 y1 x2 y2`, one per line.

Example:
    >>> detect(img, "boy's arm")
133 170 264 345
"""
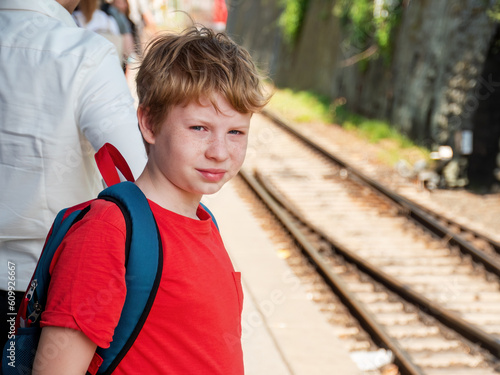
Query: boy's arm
33 326 97 375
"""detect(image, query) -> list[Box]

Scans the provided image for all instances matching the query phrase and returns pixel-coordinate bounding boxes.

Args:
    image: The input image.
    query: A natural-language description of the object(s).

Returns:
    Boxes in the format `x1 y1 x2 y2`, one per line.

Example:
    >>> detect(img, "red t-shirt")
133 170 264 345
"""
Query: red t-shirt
41 199 244 374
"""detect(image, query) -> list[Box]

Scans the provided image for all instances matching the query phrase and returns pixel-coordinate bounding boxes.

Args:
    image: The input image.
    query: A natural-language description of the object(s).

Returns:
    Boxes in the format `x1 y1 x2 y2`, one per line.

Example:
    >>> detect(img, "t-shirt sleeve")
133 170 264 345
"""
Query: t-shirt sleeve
40 201 127 348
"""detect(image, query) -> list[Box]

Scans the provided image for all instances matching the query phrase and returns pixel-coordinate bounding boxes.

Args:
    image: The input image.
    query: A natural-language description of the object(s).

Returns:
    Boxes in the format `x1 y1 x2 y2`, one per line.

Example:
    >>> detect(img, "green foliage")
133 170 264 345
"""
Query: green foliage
374 5 402 58
267 87 430 166
487 0 500 22
278 0 404 60
348 0 374 47
268 88 334 123
334 0 403 63
336 99 431 164
342 114 412 146
279 0 310 45
333 102 430 166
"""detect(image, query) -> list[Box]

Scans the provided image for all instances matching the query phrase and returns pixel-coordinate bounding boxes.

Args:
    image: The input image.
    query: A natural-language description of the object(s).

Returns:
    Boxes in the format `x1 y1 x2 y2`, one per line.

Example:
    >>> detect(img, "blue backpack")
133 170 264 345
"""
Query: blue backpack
1 144 218 375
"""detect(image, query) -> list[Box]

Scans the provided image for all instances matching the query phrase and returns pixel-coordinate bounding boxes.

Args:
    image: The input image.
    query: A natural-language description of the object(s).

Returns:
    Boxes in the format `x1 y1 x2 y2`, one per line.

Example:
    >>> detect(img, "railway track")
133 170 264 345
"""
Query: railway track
238 112 500 374
261 109 500 262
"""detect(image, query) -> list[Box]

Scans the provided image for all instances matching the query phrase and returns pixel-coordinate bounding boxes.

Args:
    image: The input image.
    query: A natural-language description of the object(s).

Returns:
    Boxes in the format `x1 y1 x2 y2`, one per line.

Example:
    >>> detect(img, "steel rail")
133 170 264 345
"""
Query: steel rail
241 168 500 359
406 204 500 254
239 168 425 375
261 109 500 276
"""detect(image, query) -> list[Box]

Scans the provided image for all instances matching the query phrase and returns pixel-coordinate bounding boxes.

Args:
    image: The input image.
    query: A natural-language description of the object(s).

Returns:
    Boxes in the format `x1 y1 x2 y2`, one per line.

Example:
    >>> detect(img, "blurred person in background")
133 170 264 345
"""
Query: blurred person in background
212 0 227 31
0 0 147 349
73 0 124 63
102 0 136 70
127 0 157 54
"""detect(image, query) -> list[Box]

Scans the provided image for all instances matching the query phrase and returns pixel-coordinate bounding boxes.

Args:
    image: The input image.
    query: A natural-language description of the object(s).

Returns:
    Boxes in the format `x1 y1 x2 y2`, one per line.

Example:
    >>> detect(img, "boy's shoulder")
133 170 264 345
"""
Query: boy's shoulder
77 199 127 232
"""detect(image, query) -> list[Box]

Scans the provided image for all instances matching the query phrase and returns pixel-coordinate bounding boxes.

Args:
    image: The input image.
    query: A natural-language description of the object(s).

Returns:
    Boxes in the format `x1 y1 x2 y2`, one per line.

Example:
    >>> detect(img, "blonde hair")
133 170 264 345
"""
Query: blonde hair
136 27 271 138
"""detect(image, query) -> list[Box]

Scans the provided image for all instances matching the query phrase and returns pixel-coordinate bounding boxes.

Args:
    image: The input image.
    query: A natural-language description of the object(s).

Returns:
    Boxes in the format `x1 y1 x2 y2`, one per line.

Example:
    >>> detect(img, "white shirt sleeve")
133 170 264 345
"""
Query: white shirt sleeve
76 43 147 179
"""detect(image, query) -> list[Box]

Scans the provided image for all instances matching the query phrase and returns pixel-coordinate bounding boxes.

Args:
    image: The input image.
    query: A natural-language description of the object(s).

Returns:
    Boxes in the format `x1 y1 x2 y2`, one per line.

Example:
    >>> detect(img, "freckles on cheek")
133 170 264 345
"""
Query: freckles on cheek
231 142 247 157
234 149 247 169
178 134 201 152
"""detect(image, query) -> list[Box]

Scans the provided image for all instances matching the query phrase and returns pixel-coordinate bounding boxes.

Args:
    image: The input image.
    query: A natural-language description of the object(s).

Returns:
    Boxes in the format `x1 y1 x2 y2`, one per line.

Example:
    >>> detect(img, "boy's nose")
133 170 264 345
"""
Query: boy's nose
206 135 230 161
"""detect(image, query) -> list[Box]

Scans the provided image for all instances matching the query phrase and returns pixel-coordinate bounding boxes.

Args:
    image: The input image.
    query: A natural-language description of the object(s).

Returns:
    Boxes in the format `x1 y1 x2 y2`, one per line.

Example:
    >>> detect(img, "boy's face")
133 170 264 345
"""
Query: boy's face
142 94 252 200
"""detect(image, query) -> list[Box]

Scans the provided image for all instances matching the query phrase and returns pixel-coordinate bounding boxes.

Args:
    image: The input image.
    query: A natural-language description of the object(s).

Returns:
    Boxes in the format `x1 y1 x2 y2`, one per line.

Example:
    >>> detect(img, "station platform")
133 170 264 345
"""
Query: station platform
206 179 362 375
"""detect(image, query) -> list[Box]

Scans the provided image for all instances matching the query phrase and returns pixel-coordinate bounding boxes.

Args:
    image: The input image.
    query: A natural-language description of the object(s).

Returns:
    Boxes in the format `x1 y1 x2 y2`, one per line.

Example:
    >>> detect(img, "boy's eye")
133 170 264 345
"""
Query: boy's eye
229 130 244 135
190 126 205 131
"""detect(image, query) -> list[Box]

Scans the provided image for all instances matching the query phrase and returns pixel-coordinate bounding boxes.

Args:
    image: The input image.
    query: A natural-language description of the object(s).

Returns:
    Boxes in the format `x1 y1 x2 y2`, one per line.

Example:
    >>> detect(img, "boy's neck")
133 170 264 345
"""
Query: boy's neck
134 170 201 220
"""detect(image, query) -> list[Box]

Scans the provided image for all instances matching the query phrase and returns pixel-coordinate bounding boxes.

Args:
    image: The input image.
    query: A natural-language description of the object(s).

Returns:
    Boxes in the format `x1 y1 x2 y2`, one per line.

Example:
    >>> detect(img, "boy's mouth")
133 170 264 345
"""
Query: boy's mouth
197 168 227 182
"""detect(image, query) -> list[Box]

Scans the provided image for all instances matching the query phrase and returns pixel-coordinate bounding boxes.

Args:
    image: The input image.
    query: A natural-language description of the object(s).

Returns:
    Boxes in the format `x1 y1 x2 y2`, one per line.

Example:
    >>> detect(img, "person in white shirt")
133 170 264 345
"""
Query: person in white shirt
103 0 136 67
0 0 147 347
73 7 121 35
73 0 124 62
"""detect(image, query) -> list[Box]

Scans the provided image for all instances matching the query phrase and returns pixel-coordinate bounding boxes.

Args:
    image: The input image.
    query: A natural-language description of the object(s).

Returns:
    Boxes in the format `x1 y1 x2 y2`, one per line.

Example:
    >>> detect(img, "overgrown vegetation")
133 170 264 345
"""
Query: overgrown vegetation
278 0 310 45
333 102 429 164
487 0 500 22
269 88 334 123
334 0 404 63
278 0 404 63
335 0 373 48
267 88 430 166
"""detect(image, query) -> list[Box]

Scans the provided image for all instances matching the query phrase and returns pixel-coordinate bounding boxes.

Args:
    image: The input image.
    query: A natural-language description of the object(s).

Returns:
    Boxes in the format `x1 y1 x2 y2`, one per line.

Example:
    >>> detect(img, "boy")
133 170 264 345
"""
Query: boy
32 27 270 374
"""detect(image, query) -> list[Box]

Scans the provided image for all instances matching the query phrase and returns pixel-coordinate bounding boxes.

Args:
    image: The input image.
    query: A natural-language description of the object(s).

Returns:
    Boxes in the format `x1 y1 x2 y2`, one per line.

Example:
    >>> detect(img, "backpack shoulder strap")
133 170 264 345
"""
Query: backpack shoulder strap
19 207 87 328
2 203 96 375
95 181 163 375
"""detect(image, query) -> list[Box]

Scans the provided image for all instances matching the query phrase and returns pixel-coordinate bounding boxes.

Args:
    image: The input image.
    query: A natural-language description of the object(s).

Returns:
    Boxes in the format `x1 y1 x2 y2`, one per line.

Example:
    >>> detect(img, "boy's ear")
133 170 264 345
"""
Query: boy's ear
137 106 156 145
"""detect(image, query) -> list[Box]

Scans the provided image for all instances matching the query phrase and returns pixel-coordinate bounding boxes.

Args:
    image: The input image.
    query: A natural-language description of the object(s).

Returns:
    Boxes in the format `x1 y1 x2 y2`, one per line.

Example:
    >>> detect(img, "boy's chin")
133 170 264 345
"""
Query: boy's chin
198 182 227 196
200 186 224 196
